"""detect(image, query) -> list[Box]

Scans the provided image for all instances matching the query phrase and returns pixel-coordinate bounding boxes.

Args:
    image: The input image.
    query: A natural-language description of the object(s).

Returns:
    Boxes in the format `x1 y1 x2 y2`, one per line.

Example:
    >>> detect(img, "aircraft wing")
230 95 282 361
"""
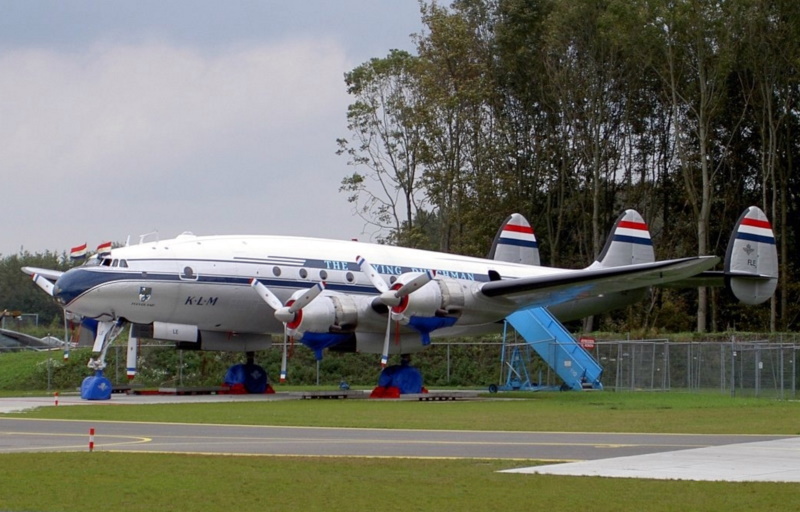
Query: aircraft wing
479 256 720 309
21 267 64 281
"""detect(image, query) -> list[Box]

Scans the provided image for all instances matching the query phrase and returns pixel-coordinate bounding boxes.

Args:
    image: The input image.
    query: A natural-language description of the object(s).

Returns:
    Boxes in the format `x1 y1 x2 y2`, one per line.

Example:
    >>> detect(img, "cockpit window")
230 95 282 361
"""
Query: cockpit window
83 257 101 267
101 258 112 267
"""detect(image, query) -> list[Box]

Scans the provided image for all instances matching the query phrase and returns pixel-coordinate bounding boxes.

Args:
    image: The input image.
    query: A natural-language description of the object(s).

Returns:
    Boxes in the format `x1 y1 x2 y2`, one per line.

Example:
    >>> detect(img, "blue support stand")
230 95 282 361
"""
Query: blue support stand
80 370 112 400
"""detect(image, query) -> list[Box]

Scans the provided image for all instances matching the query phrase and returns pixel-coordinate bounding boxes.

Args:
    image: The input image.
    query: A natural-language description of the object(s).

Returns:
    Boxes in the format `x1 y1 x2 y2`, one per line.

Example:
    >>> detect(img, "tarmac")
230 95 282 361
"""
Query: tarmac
1 393 798 482
504 436 800 482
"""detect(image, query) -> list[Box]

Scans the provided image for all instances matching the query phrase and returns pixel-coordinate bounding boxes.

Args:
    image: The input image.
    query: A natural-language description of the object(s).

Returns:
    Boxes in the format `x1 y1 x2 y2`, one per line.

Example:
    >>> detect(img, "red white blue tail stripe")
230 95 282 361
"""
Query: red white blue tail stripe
498 221 538 249
612 219 652 246
736 215 775 245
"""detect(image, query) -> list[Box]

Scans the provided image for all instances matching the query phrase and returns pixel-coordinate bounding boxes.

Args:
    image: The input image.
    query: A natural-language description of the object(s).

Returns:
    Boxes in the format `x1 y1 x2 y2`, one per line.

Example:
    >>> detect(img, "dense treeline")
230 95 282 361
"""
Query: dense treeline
338 0 800 333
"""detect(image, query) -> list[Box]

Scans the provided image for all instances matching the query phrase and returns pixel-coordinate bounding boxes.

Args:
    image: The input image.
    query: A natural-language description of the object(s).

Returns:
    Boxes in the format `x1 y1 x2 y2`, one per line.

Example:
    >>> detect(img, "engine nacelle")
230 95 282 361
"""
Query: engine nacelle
391 275 465 322
286 292 379 337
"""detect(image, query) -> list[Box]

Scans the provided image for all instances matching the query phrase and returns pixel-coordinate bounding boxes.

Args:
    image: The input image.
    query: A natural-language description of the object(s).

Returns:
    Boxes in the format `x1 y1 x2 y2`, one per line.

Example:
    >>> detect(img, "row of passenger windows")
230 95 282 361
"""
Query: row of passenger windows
271 265 398 284
90 258 399 284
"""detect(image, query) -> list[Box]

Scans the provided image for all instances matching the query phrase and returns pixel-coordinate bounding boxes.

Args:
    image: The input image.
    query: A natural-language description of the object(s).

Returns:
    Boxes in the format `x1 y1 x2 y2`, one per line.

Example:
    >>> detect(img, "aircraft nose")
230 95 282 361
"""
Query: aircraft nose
53 268 91 306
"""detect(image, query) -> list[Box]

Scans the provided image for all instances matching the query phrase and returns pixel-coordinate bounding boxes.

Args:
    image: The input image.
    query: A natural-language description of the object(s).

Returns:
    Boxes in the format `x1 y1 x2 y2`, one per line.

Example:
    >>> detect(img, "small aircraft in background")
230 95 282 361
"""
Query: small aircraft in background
23 206 777 398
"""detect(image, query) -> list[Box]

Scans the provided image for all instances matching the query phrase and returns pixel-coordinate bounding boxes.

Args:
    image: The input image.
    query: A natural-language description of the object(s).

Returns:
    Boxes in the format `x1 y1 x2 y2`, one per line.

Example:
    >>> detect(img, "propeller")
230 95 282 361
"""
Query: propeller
250 279 326 382
383 270 435 310
276 282 325 325
357 255 435 367
357 255 435 307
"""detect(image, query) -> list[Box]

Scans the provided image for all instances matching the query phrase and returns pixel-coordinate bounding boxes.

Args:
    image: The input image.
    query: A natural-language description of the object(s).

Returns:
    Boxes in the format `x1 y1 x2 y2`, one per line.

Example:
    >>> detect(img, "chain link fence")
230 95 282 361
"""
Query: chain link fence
590 339 798 399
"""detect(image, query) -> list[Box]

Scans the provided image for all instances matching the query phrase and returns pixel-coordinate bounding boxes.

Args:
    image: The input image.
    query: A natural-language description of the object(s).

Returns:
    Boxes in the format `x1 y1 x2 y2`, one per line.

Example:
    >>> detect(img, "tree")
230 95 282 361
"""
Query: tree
337 50 429 247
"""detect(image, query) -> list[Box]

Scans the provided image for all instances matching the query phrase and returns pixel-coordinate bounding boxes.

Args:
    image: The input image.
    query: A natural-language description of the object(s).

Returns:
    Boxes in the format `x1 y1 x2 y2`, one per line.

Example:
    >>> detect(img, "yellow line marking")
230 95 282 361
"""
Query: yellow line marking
0 431 151 452
4 416 789 438
99 450 577 462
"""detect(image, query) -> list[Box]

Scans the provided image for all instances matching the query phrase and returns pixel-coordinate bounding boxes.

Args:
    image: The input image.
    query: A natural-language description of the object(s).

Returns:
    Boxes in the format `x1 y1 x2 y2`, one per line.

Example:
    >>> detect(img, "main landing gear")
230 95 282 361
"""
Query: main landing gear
81 319 127 400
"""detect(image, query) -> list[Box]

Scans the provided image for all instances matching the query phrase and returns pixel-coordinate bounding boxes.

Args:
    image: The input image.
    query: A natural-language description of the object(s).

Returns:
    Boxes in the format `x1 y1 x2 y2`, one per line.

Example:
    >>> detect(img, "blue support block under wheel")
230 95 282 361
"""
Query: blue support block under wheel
81 371 112 400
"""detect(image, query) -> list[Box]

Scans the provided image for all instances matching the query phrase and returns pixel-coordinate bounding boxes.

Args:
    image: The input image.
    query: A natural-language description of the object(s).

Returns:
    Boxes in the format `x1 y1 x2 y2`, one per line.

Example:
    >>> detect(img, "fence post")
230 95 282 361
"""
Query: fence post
446 343 451 383
730 336 736 398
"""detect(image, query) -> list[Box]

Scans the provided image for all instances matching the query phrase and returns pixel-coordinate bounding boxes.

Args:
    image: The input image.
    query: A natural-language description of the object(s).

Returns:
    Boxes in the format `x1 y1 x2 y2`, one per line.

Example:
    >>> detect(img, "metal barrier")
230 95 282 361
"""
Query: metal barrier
592 339 798 399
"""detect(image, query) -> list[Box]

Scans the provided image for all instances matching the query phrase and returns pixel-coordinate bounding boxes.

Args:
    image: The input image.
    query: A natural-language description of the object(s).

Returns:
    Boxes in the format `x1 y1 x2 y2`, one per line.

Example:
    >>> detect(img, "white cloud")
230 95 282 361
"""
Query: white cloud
1 39 346 178
0 38 369 255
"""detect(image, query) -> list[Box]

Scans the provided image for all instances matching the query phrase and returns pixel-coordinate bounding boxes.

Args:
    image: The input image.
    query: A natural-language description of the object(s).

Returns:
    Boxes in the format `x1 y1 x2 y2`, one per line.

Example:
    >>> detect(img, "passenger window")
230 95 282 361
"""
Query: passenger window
119 260 128 268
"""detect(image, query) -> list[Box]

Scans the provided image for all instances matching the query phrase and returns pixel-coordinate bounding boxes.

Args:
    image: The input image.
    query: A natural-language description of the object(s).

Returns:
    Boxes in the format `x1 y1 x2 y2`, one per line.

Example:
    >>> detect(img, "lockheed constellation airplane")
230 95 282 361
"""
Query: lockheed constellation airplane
23 206 777 397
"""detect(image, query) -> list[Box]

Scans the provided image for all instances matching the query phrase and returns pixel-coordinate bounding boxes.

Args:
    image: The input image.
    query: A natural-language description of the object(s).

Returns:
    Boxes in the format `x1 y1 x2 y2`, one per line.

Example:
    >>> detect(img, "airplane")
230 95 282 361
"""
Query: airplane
22 206 778 398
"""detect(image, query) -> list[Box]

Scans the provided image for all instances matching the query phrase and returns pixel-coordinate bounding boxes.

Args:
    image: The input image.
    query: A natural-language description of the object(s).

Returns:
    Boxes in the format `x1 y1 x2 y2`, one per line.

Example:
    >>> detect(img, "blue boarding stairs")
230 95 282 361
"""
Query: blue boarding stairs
504 307 603 391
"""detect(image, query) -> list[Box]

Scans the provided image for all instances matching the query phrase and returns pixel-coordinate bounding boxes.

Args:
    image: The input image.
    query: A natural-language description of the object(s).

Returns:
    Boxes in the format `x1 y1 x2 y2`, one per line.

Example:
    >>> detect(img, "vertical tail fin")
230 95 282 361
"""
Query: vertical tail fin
488 213 540 265
725 206 778 305
590 209 654 269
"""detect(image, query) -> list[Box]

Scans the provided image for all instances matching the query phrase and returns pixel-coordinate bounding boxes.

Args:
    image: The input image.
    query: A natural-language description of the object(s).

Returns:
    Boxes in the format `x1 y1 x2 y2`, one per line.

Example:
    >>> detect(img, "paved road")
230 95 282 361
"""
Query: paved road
0 416 787 461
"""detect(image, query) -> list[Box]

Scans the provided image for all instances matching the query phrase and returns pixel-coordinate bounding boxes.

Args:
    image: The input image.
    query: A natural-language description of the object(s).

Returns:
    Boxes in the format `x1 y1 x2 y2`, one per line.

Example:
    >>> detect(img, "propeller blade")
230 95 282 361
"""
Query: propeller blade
357 255 389 293
380 314 392 368
31 274 55 297
287 282 325 313
279 329 288 383
249 278 284 311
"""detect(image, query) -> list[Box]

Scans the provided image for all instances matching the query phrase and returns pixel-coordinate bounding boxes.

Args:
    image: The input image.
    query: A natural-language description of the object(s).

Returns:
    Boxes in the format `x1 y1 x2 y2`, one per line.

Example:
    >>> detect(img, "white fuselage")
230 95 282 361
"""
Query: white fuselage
52 233 636 353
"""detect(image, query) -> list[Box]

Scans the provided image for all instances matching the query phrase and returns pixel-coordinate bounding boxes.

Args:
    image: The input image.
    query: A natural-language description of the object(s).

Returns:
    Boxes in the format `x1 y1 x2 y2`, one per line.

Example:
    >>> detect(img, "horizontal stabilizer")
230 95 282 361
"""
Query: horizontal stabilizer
21 266 64 282
488 213 539 266
724 206 778 305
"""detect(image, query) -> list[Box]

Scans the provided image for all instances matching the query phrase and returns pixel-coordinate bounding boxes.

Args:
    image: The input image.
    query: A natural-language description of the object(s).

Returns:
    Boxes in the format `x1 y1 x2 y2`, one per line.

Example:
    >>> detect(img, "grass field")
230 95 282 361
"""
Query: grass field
1 391 799 511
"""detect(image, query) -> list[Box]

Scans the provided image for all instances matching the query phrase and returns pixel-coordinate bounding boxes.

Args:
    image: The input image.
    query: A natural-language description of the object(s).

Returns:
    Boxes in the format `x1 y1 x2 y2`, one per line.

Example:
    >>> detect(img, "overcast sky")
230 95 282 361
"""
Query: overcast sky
0 1 425 256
